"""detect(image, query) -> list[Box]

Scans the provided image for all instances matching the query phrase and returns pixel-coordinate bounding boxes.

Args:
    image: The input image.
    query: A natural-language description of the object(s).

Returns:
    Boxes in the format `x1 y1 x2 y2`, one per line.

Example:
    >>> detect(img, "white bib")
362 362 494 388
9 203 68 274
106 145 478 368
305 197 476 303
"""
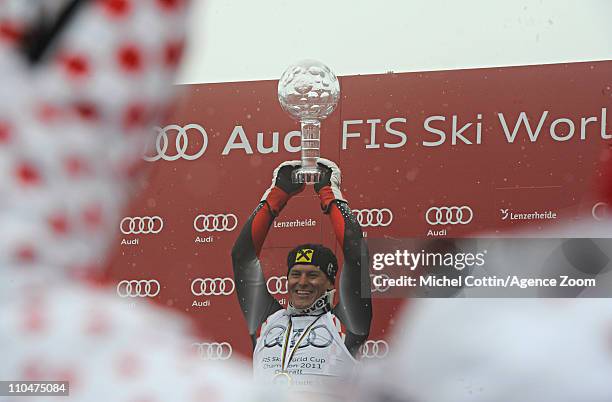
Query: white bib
253 310 356 393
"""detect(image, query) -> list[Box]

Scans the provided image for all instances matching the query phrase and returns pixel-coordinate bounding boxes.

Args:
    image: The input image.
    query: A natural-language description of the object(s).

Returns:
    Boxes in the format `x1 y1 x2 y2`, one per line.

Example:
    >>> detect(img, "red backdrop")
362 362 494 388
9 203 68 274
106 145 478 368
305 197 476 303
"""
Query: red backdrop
106 60 612 361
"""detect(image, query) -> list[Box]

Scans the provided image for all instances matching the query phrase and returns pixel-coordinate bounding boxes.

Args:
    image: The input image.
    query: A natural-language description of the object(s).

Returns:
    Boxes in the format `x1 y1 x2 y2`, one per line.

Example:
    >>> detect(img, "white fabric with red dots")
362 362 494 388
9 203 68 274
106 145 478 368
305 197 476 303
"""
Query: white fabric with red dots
0 2 295 401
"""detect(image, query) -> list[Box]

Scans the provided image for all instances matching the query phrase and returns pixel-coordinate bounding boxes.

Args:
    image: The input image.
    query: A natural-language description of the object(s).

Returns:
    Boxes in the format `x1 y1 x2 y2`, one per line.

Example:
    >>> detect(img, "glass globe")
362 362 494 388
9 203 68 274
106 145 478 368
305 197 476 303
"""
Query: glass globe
277 60 340 184
278 60 340 121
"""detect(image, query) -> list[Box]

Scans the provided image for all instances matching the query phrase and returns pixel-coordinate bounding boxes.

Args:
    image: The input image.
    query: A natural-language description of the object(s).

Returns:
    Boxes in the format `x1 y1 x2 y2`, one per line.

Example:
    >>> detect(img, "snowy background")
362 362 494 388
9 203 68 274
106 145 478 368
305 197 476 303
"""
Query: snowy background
177 0 612 84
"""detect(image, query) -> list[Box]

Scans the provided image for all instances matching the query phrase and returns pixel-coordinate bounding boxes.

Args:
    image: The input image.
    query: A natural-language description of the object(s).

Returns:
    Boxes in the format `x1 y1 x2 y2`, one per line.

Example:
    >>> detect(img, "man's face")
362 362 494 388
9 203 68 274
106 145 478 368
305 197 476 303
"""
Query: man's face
287 264 333 309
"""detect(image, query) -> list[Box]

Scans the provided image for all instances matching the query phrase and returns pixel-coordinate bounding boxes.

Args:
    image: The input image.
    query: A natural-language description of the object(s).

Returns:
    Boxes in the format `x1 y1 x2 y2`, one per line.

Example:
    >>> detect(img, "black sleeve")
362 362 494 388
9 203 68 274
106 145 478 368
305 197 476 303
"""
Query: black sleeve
231 201 282 348
329 201 372 357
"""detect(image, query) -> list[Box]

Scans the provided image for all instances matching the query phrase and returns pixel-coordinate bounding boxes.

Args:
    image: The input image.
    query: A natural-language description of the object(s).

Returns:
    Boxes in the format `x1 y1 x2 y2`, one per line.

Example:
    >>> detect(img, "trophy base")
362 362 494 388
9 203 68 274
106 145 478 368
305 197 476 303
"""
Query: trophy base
292 168 322 184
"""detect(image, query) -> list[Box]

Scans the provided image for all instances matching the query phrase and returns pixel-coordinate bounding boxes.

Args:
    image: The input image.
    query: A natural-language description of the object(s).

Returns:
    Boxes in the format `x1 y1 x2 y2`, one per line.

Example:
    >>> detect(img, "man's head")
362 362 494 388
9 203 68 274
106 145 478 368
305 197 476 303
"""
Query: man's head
286 244 338 310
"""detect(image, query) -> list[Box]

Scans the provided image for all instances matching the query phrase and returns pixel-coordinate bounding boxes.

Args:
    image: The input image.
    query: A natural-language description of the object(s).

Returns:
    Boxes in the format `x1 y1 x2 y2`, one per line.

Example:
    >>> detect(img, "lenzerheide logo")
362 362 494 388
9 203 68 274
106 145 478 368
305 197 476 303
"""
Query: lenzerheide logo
116 280 160 298
499 208 556 221
192 342 233 361
120 216 164 235
426 206 473 225
359 340 390 359
266 276 288 295
144 124 208 162
353 208 393 227
191 278 235 296
193 213 238 232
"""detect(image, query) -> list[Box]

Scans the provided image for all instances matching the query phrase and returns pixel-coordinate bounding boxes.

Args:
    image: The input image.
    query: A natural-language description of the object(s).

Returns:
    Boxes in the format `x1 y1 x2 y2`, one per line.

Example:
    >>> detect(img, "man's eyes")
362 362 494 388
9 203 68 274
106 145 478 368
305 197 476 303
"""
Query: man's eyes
290 272 320 278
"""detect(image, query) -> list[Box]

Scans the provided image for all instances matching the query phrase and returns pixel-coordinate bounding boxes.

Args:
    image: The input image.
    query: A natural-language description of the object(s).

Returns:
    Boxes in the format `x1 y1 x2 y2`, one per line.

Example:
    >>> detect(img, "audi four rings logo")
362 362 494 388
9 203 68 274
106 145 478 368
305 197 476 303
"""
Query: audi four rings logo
353 208 394 227
191 278 235 296
120 216 164 235
116 280 160 298
426 206 473 225
360 340 390 359
263 325 333 349
592 202 609 221
144 124 208 162
192 342 233 361
266 276 288 295
370 274 391 293
193 213 238 232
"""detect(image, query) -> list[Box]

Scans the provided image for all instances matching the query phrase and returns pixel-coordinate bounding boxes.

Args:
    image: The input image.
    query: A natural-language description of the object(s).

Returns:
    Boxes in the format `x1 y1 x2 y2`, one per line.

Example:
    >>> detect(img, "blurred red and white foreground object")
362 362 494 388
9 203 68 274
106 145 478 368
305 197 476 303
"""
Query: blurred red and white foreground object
0 1 295 401
352 298 612 402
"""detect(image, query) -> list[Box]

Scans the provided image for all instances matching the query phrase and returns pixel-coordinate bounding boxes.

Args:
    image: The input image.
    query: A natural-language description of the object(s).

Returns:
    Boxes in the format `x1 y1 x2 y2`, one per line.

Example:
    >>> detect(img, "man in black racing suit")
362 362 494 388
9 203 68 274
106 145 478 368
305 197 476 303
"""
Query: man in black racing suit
231 159 372 391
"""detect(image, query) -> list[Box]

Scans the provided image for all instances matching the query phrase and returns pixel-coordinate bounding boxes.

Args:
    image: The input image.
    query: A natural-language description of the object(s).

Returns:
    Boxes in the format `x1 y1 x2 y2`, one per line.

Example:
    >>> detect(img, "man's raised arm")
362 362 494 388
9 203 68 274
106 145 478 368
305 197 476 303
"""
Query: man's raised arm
315 159 372 357
231 161 305 346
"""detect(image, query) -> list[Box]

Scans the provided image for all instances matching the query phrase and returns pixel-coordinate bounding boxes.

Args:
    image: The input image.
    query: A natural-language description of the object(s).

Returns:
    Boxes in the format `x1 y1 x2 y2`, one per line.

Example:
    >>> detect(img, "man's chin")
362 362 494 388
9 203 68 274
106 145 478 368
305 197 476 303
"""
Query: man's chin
289 298 314 309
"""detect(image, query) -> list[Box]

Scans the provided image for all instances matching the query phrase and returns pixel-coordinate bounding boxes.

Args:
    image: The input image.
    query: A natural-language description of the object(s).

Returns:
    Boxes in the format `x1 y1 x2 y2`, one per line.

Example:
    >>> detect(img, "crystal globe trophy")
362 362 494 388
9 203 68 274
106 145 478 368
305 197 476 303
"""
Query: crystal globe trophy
278 60 340 183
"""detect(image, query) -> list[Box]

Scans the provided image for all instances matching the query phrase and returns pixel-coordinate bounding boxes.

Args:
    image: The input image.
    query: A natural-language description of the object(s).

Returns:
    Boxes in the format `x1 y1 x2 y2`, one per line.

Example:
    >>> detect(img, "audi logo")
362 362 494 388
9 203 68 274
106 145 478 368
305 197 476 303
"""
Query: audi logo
191 278 235 296
120 216 164 235
192 342 233 361
116 280 160 298
353 208 394 227
359 340 390 359
592 202 610 221
370 274 391 293
426 206 473 225
144 124 208 162
193 213 238 232
266 276 288 295
263 325 333 349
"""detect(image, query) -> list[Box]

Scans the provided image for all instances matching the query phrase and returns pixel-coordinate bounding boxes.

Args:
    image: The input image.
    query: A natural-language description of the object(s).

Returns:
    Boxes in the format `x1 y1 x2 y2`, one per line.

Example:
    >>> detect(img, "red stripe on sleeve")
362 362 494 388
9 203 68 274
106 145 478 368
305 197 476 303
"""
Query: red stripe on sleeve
329 203 346 249
318 186 337 212
251 205 274 257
